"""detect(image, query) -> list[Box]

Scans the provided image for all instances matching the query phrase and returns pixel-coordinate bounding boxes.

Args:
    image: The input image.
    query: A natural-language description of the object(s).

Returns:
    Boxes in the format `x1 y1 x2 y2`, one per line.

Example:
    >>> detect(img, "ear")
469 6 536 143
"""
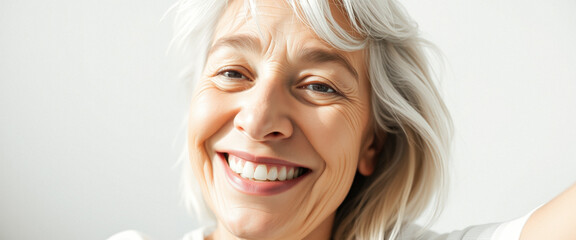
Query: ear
357 133 384 176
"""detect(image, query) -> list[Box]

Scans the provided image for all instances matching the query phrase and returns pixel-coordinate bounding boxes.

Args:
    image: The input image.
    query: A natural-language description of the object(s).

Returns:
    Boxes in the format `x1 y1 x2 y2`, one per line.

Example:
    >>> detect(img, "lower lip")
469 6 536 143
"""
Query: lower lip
220 154 307 196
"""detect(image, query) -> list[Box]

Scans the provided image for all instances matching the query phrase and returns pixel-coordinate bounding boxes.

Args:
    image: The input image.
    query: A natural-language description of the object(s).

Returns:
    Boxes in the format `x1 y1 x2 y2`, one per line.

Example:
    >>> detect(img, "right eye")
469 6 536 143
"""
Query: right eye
220 70 247 80
211 68 253 92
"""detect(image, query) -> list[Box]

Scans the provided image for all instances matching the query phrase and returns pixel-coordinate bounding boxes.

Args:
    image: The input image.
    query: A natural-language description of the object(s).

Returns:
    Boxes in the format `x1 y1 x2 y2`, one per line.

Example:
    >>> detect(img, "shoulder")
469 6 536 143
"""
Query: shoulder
107 226 213 240
434 207 537 240
398 223 501 240
182 226 215 240
398 221 526 240
431 223 501 240
107 230 150 240
397 223 442 239
400 208 535 240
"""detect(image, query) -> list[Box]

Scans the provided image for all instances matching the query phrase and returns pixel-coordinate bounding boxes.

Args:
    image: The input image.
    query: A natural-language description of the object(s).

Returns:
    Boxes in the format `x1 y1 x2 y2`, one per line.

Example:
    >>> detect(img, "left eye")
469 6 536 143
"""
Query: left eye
303 83 337 93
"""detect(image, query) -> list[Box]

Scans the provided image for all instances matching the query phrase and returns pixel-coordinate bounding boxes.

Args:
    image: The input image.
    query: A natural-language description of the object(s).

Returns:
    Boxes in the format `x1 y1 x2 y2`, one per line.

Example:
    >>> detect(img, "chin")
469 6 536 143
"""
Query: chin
207 154 312 240
222 211 289 239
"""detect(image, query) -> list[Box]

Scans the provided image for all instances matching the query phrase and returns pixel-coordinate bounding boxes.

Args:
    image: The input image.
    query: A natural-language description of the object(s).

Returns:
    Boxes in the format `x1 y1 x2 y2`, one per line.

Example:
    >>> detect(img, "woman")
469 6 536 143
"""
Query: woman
111 0 575 239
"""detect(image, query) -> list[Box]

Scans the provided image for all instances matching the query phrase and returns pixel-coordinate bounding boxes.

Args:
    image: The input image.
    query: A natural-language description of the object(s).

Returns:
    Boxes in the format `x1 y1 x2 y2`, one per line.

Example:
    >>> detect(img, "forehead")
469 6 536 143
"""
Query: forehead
211 0 367 77
213 1 315 43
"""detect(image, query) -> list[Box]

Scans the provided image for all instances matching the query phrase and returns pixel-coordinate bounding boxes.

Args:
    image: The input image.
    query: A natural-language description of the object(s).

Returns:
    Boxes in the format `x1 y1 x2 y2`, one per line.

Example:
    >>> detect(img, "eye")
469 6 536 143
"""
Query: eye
302 83 338 94
210 68 253 92
220 70 248 80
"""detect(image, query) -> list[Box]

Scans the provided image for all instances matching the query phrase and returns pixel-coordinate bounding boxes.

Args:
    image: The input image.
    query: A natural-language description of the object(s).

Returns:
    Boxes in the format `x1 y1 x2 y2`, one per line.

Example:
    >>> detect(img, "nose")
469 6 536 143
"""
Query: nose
233 83 294 142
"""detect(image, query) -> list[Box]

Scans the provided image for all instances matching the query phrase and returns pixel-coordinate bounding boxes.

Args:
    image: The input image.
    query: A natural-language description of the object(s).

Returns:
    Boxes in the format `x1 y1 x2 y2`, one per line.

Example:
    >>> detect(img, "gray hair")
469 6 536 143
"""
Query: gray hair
171 0 453 239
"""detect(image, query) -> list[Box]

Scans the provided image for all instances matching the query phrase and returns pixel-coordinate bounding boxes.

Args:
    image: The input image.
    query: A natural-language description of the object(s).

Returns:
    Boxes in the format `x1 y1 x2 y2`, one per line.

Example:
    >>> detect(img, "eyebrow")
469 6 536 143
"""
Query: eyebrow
209 34 261 55
298 47 359 80
209 34 359 80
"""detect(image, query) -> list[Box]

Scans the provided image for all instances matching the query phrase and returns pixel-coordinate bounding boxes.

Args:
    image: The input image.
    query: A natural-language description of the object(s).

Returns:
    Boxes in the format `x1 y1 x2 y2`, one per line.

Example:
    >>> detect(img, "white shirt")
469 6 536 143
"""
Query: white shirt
108 211 534 240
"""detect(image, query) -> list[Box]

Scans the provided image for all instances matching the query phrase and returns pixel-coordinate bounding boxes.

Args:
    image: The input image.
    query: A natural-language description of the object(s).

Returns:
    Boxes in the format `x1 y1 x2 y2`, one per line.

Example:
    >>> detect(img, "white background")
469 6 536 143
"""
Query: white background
1 0 575 239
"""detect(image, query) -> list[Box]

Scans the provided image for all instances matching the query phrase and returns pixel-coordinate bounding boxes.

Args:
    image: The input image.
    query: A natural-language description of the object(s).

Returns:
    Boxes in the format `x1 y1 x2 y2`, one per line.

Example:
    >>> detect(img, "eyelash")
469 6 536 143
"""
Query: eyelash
299 83 339 95
218 69 249 80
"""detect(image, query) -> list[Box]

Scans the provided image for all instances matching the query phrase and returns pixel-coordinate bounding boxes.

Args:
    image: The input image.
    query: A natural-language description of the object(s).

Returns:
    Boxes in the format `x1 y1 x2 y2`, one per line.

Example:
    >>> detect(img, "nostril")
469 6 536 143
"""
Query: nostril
234 110 292 141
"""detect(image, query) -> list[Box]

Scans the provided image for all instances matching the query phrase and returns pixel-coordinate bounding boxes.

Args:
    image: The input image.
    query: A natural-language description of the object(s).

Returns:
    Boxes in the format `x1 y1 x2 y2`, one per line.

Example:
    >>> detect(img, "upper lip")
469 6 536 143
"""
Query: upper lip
219 150 311 170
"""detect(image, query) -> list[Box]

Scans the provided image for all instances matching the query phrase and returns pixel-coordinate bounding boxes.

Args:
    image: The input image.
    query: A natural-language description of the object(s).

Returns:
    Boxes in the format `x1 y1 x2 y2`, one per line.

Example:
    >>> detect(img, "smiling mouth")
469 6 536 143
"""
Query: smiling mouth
223 153 310 182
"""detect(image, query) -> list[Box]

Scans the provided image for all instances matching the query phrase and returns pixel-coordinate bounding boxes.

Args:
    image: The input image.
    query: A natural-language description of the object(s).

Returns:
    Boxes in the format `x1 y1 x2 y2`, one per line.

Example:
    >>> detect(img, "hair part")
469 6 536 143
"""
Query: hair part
171 0 453 239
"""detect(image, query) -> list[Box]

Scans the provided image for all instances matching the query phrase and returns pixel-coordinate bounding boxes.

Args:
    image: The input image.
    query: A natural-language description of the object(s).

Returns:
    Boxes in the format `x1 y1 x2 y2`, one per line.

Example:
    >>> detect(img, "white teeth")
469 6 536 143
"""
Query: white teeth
267 167 278 181
226 155 306 181
229 157 237 172
234 158 243 174
253 165 268 181
278 167 287 181
287 168 294 180
241 161 254 179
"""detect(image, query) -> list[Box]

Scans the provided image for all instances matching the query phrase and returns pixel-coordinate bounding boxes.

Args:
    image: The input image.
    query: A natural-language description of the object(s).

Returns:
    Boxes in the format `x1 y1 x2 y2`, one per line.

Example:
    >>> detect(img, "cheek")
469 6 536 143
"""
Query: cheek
307 102 369 166
187 85 237 188
298 102 370 209
188 84 236 145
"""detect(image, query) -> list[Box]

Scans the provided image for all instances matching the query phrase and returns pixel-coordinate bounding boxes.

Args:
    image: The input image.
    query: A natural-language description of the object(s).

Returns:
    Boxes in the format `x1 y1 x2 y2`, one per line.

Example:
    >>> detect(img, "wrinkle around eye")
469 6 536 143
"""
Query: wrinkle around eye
294 74 360 104
202 60 254 92
297 68 358 97
209 74 253 92
295 88 344 106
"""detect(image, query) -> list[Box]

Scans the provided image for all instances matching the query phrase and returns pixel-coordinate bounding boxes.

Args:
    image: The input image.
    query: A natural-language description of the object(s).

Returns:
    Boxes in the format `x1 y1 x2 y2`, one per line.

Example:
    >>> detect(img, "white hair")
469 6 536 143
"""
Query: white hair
170 0 453 239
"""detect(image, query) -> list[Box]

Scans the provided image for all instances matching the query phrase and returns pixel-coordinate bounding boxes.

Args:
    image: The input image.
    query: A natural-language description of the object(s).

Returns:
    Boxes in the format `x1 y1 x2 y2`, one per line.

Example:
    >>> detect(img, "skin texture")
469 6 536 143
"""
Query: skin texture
187 0 376 239
184 1 576 239
521 183 576 240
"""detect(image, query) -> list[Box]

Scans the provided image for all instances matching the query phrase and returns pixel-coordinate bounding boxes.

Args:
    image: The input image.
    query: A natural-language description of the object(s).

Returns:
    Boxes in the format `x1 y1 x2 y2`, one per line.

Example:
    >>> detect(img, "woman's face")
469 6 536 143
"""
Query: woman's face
188 0 376 239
